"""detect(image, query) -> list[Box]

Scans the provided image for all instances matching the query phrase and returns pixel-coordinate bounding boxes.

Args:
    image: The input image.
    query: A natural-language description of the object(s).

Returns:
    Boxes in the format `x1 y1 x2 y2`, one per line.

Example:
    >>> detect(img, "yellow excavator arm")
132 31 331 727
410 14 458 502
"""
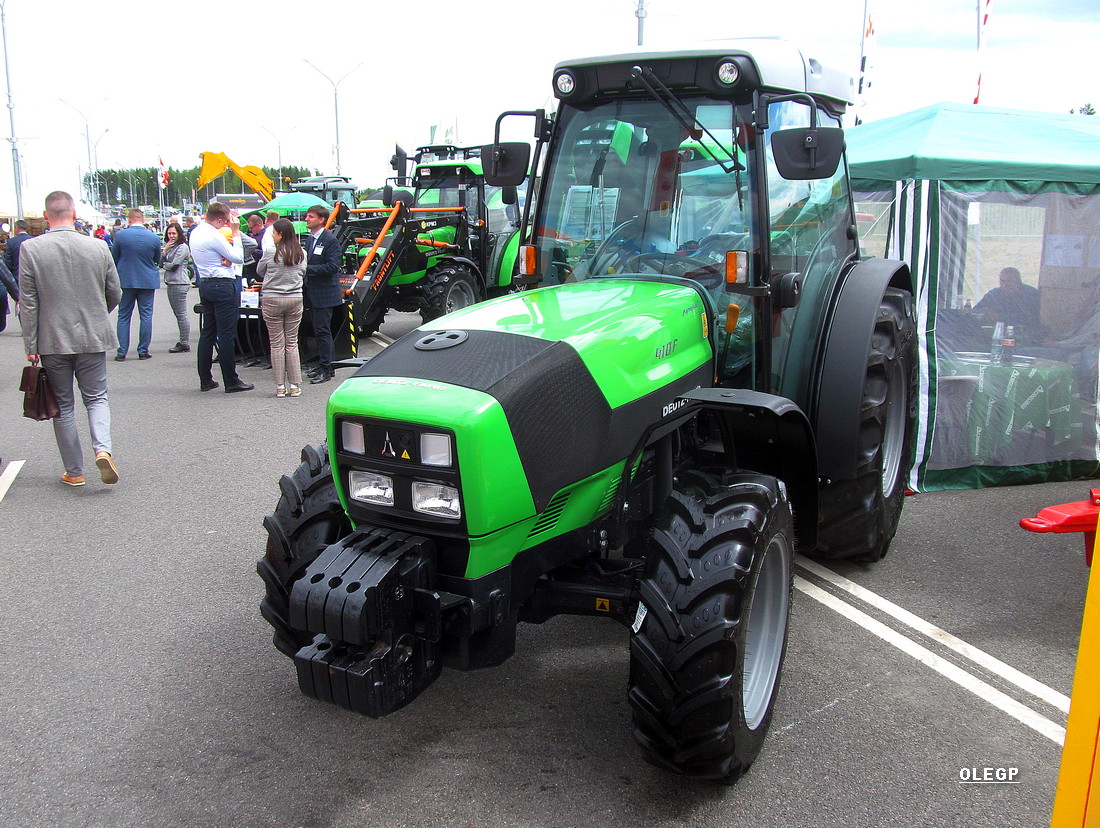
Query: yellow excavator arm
196 152 275 203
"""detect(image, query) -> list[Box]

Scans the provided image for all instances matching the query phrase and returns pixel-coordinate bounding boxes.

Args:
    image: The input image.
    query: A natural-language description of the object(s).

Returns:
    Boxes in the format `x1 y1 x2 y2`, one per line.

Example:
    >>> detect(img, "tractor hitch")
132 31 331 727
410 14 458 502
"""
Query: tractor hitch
1020 488 1100 565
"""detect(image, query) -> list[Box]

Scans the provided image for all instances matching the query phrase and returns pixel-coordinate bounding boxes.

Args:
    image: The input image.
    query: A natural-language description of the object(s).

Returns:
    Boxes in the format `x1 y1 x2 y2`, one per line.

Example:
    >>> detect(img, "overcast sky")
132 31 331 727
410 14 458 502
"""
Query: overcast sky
0 0 1096 214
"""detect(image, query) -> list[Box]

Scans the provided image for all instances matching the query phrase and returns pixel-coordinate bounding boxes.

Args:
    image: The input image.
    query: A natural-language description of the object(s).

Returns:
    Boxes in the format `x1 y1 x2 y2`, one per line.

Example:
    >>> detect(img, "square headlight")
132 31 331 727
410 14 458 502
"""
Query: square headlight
420 432 453 467
349 470 393 506
412 482 461 519
342 420 365 454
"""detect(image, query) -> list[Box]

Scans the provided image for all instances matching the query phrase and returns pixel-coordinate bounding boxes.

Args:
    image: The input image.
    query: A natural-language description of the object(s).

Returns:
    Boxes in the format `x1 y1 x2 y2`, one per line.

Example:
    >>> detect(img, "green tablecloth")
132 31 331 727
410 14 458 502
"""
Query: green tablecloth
938 352 1078 465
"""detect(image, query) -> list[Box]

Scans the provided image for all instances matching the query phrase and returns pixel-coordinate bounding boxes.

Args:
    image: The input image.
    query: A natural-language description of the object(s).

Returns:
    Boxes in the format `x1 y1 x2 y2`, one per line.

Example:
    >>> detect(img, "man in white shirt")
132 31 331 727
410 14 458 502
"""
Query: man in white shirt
261 209 279 254
190 202 252 393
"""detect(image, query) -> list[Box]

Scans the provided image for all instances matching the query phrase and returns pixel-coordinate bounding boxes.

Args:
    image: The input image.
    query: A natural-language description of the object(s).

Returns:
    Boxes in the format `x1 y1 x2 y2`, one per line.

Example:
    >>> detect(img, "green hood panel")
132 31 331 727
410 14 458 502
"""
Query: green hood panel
437 279 713 408
326 378 535 536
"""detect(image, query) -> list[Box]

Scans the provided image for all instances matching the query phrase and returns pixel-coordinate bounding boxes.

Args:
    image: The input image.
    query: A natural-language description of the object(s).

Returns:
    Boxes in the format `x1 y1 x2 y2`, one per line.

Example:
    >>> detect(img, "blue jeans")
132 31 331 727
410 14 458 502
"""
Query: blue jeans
117 288 155 356
197 279 241 385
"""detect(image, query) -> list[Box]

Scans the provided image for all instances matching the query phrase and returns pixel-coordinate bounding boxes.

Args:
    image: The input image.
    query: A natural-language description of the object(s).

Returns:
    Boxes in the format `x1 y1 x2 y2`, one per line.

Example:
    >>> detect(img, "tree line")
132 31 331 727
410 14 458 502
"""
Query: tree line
81 164 318 210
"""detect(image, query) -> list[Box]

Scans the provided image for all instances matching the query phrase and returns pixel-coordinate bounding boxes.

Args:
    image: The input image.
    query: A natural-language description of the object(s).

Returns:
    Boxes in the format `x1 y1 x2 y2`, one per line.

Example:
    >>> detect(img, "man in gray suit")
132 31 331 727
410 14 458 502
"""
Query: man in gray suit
112 208 161 360
20 191 123 487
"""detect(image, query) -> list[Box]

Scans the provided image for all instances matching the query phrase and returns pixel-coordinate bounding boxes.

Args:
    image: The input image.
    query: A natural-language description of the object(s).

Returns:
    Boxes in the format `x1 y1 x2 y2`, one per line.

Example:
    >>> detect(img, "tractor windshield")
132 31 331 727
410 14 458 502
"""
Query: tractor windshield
533 98 756 302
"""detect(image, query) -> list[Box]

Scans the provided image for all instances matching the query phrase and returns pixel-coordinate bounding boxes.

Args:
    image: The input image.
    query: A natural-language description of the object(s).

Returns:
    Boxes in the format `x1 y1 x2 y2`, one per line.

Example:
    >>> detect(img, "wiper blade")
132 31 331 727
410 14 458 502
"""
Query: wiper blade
629 65 744 174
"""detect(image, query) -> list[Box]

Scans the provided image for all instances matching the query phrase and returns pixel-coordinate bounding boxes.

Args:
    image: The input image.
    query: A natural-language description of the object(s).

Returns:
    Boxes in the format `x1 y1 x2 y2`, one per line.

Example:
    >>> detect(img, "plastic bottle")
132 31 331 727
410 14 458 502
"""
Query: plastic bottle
1001 325 1016 365
990 321 1005 364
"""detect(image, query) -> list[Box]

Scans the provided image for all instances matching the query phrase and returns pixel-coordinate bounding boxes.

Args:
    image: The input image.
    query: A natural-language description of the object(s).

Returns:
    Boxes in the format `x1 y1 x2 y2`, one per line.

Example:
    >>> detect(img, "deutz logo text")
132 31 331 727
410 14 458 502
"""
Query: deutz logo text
662 399 687 418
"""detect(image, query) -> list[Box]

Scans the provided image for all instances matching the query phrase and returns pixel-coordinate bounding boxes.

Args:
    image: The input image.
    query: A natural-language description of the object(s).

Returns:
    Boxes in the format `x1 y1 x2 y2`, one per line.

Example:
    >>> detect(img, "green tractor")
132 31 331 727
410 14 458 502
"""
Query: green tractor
259 41 916 783
329 144 526 351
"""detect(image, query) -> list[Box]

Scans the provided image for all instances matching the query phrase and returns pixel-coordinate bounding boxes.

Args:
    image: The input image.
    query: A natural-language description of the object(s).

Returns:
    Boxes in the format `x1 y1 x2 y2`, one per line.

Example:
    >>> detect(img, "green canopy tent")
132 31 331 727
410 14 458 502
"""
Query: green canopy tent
848 102 1100 490
240 191 330 234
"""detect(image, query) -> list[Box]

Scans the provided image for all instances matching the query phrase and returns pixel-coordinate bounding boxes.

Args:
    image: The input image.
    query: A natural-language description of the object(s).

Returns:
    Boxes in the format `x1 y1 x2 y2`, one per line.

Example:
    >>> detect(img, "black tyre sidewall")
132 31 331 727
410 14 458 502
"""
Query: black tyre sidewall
816 287 917 561
421 263 481 322
629 469 794 783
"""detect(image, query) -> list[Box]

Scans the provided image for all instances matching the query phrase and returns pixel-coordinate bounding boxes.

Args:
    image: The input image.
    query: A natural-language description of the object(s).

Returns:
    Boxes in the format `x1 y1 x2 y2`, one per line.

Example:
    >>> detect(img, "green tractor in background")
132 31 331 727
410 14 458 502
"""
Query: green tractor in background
259 41 916 783
328 144 526 353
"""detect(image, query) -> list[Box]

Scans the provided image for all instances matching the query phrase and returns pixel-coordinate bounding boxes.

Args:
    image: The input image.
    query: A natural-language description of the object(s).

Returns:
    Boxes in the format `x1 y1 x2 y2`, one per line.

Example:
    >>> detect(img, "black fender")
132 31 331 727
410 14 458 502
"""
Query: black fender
672 388 818 550
813 257 912 481
435 255 486 292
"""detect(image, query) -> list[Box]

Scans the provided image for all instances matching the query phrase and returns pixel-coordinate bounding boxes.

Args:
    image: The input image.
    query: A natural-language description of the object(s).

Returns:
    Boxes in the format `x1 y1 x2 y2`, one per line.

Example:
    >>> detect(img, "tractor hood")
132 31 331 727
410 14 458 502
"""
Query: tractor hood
329 278 716 573
430 278 715 407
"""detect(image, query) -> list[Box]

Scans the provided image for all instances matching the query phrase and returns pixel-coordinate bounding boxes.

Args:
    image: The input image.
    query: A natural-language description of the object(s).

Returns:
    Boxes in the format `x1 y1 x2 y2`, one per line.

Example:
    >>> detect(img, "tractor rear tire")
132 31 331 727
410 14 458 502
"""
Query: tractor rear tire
629 469 794 784
421 263 481 323
815 287 917 561
257 443 351 657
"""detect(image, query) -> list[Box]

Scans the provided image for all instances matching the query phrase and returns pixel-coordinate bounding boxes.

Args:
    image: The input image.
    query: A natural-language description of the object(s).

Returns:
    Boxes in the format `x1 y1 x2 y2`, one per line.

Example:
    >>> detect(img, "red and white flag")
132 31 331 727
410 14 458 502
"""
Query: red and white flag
158 156 170 189
855 0 878 124
974 0 996 104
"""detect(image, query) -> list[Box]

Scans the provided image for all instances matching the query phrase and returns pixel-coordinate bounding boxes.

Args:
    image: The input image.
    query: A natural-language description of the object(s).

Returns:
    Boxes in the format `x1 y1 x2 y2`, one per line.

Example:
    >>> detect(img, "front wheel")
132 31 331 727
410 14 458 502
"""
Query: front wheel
421 262 481 323
629 469 794 784
257 443 351 657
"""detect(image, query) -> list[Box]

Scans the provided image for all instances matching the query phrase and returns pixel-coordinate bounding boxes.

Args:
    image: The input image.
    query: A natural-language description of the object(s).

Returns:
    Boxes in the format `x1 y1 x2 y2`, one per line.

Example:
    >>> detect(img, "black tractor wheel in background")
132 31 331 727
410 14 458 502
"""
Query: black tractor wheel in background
629 469 794 784
815 287 917 562
257 443 351 657
356 303 386 340
421 262 481 323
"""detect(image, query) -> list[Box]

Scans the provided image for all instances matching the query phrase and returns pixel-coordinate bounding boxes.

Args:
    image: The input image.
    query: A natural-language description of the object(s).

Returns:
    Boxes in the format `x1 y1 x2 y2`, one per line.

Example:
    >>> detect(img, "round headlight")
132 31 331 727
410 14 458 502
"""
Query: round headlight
555 71 577 96
716 61 740 86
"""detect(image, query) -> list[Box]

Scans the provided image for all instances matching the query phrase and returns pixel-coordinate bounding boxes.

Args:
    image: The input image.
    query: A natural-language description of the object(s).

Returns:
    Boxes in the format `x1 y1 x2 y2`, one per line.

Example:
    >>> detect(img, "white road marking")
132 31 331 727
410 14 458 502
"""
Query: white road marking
374 333 394 345
0 460 25 503
795 554 1071 714
794 576 1067 746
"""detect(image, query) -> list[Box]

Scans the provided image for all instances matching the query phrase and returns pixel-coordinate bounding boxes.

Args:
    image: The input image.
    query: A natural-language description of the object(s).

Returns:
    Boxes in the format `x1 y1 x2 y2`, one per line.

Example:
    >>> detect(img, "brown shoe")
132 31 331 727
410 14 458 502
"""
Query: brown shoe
61 473 86 487
95 451 119 484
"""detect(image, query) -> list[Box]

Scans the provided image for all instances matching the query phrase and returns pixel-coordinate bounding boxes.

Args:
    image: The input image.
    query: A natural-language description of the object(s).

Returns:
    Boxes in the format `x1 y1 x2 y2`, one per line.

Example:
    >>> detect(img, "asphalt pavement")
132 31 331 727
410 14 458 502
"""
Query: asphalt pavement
0 291 1092 828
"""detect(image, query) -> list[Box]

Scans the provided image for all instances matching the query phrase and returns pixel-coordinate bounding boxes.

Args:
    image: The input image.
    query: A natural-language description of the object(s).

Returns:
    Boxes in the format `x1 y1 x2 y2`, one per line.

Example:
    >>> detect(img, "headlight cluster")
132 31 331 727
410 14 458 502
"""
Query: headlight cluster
340 419 462 520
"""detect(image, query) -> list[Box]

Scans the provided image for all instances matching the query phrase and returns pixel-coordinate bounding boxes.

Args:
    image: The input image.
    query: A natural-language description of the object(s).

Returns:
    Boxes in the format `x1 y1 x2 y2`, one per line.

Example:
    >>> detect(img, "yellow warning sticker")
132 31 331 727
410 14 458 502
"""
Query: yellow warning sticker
401 450 411 459
701 311 709 339
596 598 610 612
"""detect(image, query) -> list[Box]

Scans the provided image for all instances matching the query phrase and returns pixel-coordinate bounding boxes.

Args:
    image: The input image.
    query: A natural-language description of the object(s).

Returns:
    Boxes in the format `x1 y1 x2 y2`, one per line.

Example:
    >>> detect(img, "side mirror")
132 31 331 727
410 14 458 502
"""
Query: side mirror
770 127 844 180
390 145 409 186
482 142 530 187
500 185 517 205
382 184 394 207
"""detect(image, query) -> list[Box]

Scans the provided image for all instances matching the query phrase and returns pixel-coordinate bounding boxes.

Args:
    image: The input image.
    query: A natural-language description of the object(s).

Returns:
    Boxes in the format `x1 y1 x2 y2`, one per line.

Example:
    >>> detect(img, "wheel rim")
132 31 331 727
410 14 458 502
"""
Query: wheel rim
446 279 477 313
742 534 790 731
880 360 907 499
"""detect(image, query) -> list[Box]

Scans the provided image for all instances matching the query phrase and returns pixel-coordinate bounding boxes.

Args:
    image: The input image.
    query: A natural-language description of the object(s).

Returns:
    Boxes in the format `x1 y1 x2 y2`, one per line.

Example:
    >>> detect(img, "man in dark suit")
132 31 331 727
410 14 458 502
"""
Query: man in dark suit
302 204 343 384
5 219 30 277
111 208 162 360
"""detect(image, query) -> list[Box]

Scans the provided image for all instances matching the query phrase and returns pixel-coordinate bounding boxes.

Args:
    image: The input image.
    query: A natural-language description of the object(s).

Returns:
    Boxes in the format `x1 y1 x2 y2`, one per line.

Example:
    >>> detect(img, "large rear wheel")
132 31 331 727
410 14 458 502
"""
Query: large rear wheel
629 469 794 784
257 443 351 657
816 288 917 561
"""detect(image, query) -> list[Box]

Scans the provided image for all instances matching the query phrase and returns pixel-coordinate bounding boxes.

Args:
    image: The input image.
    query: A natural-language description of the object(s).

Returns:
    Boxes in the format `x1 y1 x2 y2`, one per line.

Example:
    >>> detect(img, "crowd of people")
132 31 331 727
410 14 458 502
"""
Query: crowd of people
5 189 344 488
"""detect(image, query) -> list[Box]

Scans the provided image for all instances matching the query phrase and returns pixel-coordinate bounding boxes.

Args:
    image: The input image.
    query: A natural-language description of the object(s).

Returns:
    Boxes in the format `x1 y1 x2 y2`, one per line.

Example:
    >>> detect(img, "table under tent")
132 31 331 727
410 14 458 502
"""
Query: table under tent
847 102 1100 491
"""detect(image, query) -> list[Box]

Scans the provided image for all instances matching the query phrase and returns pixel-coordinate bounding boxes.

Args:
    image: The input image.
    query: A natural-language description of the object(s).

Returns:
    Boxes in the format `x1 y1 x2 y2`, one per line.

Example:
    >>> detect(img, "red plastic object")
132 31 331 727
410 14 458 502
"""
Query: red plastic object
1020 488 1100 566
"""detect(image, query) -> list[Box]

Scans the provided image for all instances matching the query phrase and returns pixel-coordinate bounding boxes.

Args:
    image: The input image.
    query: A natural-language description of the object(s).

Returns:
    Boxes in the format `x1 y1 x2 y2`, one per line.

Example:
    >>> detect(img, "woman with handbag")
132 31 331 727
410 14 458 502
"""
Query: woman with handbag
161 222 192 353
256 218 305 398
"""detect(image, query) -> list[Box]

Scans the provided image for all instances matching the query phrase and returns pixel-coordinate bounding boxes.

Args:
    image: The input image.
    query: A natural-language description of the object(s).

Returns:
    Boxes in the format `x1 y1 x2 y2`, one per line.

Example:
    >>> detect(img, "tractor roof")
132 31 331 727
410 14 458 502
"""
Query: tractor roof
554 38 853 107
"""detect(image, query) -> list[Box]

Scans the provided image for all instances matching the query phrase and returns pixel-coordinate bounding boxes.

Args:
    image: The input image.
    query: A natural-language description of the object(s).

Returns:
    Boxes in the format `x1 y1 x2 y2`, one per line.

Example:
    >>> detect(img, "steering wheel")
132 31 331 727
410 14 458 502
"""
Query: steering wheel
625 252 724 287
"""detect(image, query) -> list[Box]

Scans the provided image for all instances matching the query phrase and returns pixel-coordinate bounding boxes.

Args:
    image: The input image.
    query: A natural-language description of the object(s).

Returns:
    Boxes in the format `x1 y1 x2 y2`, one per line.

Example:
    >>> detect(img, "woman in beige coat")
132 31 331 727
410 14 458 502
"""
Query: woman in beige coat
257 218 306 397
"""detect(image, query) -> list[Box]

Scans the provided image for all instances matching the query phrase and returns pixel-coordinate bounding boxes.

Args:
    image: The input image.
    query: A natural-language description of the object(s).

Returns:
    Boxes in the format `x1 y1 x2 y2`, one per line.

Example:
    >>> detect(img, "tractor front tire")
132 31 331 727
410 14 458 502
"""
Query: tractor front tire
258 443 351 657
629 469 794 784
815 288 917 562
421 263 481 323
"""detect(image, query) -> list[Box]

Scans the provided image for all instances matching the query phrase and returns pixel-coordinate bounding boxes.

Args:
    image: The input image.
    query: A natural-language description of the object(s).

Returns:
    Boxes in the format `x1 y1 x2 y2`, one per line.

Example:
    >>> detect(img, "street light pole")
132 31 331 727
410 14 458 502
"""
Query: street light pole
261 125 283 190
0 0 23 218
60 97 94 204
92 128 108 207
303 60 362 175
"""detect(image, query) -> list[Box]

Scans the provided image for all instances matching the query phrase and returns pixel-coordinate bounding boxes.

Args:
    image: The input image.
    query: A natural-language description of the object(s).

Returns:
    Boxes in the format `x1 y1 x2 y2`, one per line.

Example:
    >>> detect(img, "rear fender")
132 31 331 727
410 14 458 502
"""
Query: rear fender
814 258 911 481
